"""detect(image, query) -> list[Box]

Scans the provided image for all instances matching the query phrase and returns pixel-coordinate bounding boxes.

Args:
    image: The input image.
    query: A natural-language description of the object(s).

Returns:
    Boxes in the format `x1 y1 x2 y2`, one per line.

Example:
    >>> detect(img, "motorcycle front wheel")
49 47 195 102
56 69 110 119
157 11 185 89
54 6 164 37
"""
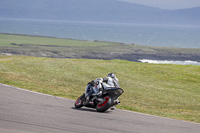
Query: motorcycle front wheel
96 95 113 112
74 94 85 108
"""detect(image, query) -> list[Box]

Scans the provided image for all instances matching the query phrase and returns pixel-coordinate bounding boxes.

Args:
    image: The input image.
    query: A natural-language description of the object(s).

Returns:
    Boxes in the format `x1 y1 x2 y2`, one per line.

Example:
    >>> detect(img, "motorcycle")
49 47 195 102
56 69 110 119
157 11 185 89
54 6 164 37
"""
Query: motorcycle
74 83 124 112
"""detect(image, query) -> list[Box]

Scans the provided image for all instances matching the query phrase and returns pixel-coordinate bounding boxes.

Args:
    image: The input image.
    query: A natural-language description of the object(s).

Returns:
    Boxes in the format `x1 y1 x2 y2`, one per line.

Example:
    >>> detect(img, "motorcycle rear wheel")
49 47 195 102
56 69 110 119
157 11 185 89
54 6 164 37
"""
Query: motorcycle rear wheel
96 95 113 112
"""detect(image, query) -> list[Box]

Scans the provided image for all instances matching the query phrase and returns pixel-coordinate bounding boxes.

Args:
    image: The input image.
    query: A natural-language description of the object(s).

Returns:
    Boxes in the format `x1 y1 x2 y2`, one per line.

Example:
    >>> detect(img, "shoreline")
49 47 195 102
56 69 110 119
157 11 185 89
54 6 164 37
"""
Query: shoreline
1 52 200 65
0 33 200 63
139 59 200 65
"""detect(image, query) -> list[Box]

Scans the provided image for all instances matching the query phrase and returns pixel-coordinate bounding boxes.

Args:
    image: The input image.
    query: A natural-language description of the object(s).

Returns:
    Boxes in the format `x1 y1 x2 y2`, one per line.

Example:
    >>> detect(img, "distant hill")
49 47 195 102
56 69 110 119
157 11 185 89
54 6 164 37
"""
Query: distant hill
0 0 199 25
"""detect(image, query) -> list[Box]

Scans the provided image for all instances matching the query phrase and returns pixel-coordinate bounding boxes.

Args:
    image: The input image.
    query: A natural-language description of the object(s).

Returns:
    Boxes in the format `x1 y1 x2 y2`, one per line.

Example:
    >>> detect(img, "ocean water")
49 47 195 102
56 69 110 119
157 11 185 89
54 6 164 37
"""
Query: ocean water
0 18 200 48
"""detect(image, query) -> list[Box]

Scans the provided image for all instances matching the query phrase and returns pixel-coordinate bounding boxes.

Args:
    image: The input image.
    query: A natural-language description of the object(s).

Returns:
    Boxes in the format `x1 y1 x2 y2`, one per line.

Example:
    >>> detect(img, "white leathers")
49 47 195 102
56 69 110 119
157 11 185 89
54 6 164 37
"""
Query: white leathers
85 78 103 96
93 76 120 95
93 78 103 94
85 73 120 97
103 77 119 88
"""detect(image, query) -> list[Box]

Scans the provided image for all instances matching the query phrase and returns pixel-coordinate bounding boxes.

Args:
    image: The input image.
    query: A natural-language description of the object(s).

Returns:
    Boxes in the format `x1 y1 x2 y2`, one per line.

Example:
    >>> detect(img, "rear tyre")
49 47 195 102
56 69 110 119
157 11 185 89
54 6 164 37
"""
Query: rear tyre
96 95 113 112
75 94 85 108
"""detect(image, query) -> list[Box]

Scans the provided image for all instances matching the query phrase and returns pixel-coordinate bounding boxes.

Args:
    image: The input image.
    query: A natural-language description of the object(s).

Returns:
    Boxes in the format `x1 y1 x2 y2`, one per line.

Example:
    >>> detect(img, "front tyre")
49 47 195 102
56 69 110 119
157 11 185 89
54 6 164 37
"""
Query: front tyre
96 95 113 112
75 94 85 108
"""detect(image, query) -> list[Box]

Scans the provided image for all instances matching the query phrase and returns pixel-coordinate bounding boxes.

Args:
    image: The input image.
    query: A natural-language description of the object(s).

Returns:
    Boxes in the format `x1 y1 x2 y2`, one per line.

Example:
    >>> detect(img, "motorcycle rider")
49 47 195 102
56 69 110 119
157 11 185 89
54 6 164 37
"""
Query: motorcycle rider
102 73 120 110
85 73 120 108
103 73 120 89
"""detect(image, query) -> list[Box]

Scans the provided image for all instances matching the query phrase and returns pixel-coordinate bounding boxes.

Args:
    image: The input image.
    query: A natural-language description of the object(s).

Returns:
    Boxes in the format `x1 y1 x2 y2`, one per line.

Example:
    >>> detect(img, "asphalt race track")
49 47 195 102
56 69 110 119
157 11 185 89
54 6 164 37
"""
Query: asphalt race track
0 83 200 133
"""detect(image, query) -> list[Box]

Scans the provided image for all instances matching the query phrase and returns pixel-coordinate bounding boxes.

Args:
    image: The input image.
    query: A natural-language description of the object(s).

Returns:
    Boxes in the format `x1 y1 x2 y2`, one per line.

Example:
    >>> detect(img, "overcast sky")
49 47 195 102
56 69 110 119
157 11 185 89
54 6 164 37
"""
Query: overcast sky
118 0 200 10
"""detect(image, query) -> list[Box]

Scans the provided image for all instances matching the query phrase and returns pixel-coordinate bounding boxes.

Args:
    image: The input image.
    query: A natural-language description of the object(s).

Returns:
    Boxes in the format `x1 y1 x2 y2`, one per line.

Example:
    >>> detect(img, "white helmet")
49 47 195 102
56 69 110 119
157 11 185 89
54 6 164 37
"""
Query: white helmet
107 73 116 78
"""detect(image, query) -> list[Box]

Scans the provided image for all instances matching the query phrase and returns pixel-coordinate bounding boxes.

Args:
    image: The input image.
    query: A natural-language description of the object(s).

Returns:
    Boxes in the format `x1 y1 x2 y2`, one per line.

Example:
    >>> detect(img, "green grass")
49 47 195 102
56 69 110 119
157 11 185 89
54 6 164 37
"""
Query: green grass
0 55 200 123
0 33 135 58
1 33 200 55
0 33 120 47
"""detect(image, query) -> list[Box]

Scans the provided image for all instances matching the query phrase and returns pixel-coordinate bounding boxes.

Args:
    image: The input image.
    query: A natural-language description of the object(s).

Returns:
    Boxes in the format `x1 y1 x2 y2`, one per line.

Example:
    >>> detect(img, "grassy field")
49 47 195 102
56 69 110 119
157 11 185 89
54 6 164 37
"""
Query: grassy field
0 55 200 123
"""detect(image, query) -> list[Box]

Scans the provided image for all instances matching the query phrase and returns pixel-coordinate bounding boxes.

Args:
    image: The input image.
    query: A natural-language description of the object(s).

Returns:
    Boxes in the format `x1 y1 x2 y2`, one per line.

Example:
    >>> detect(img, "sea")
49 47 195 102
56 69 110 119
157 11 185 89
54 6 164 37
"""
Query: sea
0 18 200 65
